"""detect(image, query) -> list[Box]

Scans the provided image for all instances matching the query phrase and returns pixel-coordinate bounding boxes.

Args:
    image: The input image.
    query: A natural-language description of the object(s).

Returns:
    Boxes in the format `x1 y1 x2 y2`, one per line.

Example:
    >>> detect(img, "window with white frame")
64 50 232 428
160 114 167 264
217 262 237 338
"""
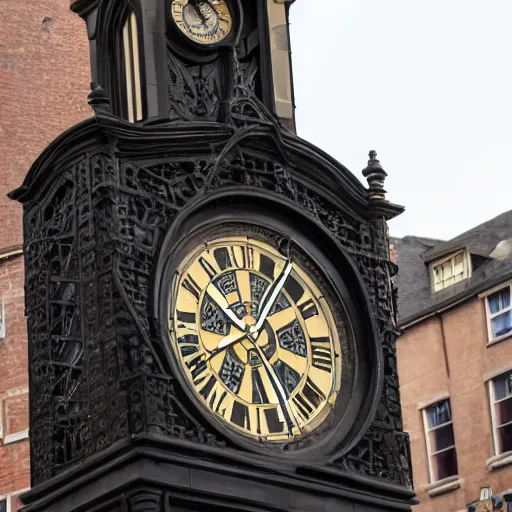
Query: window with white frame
486 285 512 341
423 399 458 482
489 371 512 455
0 498 6 512
432 251 469 292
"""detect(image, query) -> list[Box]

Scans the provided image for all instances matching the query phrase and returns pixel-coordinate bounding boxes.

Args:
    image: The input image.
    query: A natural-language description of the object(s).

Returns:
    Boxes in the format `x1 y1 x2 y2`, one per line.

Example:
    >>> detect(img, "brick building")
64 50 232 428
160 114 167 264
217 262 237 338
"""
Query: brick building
0 1 89 509
394 210 512 511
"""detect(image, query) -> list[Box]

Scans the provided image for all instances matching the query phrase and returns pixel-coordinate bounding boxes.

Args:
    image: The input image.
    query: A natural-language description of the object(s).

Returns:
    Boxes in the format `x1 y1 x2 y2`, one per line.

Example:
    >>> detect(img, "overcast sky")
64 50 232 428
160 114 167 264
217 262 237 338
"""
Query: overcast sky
289 0 512 240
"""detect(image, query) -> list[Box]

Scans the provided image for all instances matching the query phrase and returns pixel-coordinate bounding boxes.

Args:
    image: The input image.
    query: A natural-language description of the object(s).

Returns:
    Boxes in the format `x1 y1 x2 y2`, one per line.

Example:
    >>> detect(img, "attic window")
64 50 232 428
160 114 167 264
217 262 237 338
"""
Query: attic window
432 251 469 292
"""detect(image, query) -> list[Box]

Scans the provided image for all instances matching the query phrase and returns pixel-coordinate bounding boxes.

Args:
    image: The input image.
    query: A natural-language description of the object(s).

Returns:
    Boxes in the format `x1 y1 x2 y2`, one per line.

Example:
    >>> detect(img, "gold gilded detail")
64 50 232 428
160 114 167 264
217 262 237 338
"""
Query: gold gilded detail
168 236 342 442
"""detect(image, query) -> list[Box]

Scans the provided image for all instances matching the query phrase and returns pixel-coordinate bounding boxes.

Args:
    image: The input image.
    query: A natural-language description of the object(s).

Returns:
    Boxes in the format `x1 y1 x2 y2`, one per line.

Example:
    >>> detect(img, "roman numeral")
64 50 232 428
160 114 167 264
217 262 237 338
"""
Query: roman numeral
201 379 233 418
259 255 275 279
214 247 232 270
292 378 326 422
182 274 202 302
176 310 196 324
298 299 318 320
252 368 270 404
199 256 218 279
186 353 208 382
310 337 333 373
264 407 285 434
231 401 251 430
284 276 304 304
229 246 254 269
178 334 199 357
198 375 216 401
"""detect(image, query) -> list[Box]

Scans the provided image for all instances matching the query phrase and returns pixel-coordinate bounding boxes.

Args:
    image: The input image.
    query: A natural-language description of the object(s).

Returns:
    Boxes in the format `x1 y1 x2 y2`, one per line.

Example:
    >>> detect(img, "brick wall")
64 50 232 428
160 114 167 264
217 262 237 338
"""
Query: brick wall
398 298 512 511
0 256 29 508
0 0 90 248
0 1 91 508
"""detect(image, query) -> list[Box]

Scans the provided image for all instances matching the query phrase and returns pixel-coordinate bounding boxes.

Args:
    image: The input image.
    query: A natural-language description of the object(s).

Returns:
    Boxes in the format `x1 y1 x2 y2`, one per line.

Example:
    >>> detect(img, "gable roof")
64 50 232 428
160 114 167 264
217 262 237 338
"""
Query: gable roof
393 209 512 327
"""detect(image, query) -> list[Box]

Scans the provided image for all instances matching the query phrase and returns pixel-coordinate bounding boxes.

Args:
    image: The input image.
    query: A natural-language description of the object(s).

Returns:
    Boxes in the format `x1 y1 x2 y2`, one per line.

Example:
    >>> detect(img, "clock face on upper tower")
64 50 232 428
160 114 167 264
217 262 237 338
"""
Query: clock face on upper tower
171 0 233 45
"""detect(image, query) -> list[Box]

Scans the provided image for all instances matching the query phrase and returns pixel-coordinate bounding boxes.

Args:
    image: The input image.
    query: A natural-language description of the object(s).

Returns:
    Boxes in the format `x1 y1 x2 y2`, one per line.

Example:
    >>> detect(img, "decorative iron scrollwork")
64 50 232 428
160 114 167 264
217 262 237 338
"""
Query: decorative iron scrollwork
20 140 411 487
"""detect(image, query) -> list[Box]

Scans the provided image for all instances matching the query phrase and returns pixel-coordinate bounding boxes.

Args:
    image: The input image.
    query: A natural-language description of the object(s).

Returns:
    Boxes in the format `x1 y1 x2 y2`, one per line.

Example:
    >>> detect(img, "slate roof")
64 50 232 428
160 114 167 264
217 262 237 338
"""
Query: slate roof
392 209 512 326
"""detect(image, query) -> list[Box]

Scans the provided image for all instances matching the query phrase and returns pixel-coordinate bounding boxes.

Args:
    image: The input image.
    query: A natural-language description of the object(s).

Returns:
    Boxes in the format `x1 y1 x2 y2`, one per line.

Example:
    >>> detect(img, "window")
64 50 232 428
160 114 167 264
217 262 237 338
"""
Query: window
432 251 469 292
486 285 512 341
423 399 458 482
0 499 5 512
122 12 143 122
489 371 512 455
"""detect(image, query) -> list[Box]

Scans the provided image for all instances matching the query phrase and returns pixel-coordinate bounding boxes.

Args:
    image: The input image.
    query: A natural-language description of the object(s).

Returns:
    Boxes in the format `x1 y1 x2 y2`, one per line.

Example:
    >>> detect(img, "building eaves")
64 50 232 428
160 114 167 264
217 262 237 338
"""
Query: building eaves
395 209 512 326
401 262 512 328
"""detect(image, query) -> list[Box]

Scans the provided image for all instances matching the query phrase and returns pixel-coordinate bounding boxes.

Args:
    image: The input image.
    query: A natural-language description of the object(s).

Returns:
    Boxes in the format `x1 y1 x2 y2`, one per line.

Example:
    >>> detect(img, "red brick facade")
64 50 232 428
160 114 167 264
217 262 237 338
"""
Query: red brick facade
398 296 512 511
0 256 30 509
0 0 90 248
0 1 90 509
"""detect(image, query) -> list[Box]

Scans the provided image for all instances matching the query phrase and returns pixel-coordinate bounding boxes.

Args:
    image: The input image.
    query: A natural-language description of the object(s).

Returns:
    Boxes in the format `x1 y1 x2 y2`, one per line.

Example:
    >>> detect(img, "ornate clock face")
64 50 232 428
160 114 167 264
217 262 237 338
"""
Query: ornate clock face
168 235 343 442
171 0 233 45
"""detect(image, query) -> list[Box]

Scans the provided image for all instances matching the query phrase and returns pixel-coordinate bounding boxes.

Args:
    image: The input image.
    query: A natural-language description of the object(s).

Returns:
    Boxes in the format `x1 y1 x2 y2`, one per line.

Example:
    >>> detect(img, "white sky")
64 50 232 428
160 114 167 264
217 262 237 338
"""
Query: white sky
289 0 512 241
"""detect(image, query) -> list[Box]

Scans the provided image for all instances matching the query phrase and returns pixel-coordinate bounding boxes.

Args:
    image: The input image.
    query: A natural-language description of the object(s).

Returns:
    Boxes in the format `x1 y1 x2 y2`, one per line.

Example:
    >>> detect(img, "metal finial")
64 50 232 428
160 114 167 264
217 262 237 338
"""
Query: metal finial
362 150 388 200
87 82 111 114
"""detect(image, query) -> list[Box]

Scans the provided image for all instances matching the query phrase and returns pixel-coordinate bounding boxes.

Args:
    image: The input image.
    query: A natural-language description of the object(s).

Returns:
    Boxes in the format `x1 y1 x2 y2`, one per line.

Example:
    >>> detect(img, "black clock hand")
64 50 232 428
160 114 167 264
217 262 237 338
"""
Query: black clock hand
206 283 246 332
250 260 293 338
187 0 208 25
247 339 300 435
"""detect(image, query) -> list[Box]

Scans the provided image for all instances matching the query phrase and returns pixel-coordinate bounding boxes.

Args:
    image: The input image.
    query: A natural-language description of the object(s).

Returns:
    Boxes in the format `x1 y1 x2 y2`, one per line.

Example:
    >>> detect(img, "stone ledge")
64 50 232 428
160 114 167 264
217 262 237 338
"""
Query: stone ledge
2 428 29 445
427 475 461 497
487 333 512 348
487 451 512 471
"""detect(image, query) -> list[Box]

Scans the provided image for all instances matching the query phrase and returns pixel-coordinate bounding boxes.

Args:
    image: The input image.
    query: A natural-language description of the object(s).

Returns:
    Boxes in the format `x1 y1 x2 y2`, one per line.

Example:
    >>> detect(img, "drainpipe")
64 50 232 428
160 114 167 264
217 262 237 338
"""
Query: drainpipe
436 312 450 378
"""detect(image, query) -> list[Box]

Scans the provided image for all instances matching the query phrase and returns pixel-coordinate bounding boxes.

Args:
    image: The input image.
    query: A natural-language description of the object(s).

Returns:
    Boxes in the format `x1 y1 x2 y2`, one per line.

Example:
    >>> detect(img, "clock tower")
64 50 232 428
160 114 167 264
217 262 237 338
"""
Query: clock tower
11 1 416 511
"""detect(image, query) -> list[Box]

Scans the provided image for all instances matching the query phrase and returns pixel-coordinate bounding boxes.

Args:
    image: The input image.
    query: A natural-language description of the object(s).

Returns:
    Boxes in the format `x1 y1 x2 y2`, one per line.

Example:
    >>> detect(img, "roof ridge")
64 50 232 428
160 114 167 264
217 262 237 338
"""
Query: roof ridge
392 235 445 244
434 208 512 247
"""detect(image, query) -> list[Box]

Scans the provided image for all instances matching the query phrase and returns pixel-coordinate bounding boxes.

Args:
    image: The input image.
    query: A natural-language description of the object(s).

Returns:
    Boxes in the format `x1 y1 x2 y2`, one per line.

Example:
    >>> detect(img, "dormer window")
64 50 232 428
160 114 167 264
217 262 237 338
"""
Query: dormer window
432 250 470 292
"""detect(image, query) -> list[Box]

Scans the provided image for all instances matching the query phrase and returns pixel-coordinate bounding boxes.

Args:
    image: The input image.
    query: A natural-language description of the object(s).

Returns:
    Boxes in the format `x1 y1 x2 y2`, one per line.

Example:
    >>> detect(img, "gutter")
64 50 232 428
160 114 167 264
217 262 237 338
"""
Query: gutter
401 296 470 329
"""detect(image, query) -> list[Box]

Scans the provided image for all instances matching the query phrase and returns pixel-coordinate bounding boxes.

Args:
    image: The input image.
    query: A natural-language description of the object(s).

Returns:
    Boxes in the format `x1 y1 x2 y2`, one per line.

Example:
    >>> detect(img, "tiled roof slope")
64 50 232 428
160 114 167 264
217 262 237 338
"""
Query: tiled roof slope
392 209 512 326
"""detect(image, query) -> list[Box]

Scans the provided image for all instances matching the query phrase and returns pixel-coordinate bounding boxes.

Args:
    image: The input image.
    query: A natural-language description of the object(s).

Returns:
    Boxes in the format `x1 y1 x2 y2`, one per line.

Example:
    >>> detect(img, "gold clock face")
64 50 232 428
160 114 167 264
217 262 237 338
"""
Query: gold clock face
171 0 232 45
168 236 343 442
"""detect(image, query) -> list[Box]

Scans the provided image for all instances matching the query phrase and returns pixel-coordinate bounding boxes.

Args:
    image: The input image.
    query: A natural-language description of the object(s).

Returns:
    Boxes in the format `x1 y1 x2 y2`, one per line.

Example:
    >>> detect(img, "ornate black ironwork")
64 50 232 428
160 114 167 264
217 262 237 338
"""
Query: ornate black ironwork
167 52 222 121
13 113 410 488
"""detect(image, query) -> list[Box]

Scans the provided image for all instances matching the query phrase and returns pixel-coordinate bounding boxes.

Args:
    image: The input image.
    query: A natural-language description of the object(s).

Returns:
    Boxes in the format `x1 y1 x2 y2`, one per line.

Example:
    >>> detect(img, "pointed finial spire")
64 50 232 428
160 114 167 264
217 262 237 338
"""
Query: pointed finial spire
87 82 111 114
362 150 388 200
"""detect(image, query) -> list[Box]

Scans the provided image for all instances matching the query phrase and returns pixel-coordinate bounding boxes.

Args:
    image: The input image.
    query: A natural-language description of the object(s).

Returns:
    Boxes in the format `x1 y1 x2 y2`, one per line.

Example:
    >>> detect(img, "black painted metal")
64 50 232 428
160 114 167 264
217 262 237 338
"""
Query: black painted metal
11 0 416 510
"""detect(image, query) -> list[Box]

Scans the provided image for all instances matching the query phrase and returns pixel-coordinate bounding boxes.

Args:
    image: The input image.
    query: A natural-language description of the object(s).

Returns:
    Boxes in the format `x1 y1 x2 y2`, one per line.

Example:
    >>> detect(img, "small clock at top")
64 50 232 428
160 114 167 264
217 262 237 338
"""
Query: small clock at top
171 0 233 45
